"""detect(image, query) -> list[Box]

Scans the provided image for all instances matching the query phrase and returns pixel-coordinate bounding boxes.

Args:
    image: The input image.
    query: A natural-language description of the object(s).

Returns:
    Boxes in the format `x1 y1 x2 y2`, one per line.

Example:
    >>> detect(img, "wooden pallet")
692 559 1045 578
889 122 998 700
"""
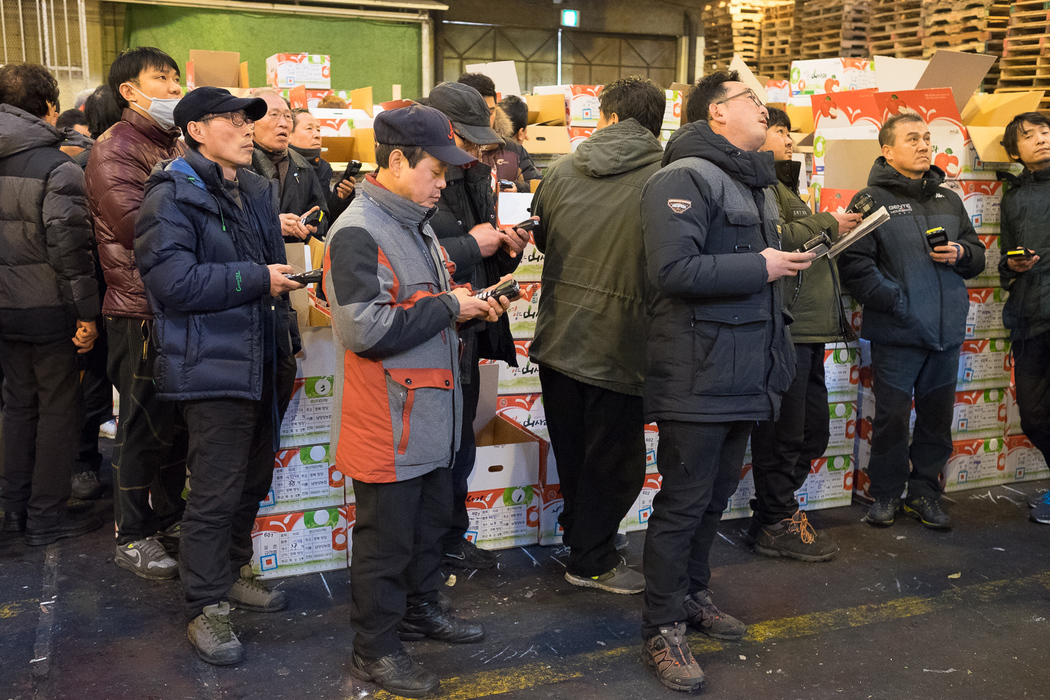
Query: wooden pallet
759 2 794 80
703 0 773 74
868 0 925 58
997 0 1050 94
797 0 872 60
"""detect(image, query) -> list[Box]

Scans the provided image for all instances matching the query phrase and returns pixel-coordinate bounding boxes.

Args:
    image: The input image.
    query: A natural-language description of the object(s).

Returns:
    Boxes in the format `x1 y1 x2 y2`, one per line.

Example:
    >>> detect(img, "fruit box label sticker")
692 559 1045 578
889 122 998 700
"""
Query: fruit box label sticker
1005 434 1050 481
465 485 540 548
966 235 1002 287
957 339 1011 389
645 423 660 471
824 345 860 399
791 58 875 96
259 444 344 514
568 85 602 126
507 283 541 339
965 288 1010 340
825 401 858 454
943 181 1002 234
944 437 1006 492
251 507 348 578
280 374 334 447
795 455 854 509
952 389 1007 437
496 393 548 440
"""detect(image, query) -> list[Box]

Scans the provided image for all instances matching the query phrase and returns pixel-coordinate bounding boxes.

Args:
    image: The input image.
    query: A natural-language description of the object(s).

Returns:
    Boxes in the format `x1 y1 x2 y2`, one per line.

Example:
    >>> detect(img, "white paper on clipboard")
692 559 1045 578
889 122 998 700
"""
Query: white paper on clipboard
821 206 890 259
497 192 534 227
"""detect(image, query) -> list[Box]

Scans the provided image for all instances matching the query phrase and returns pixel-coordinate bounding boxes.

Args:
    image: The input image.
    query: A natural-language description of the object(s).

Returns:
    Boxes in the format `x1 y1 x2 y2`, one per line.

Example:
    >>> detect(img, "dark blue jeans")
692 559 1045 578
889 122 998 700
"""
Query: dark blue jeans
641 420 751 639
868 342 959 500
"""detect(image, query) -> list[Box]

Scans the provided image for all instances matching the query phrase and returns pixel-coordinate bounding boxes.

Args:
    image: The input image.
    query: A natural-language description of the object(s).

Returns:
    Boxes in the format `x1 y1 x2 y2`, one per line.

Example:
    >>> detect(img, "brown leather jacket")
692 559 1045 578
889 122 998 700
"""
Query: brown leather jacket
85 108 185 318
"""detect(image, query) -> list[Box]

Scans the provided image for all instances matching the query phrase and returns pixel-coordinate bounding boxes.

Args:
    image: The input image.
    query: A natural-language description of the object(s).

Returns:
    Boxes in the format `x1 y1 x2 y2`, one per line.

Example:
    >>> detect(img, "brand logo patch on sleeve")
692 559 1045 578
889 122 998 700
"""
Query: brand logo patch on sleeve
667 199 692 214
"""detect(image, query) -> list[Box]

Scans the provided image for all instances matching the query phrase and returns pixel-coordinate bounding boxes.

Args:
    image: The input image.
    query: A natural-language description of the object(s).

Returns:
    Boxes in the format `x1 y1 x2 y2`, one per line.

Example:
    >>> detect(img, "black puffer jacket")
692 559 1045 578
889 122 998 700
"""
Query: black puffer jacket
837 158 984 350
429 160 520 364
0 104 99 342
640 120 795 423
999 166 1050 342
252 146 330 240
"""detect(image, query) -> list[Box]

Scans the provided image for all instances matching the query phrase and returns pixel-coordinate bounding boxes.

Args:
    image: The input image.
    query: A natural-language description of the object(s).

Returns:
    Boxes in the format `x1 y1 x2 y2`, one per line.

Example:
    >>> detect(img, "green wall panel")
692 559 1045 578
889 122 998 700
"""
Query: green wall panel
124 5 421 102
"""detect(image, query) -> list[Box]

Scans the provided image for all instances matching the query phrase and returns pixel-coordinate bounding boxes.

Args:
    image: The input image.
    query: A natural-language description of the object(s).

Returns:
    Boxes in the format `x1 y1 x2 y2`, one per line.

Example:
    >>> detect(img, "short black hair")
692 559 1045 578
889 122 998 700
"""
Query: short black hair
685 70 740 123
56 108 87 131
83 85 123 139
879 112 926 147
375 144 430 169
766 105 791 131
108 47 179 110
0 63 60 118
291 107 311 131
499 95 529 135
598 76 665 137
1002 112 1050 163
457 72 496 100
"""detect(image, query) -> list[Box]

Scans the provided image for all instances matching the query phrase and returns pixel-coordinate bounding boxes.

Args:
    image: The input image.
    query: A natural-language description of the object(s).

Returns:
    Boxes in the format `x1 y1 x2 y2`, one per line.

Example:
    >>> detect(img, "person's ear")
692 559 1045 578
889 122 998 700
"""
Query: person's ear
186 121 205 145
118 82 140 105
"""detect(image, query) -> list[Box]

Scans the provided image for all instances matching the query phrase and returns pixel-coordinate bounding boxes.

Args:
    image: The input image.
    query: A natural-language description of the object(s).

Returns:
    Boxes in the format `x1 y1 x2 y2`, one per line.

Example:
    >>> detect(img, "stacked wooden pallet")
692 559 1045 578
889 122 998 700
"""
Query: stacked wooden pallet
922 0 1010 92
868 0 925 58
996 0 1050 114
702 0 767 73
759 2 795 80
798 0 872 60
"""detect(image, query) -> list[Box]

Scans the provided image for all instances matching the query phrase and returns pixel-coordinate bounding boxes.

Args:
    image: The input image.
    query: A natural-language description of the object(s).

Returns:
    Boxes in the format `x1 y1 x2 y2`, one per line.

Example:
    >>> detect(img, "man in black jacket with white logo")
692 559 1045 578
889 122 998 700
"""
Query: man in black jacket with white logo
638 71 814 693
838 113 984 531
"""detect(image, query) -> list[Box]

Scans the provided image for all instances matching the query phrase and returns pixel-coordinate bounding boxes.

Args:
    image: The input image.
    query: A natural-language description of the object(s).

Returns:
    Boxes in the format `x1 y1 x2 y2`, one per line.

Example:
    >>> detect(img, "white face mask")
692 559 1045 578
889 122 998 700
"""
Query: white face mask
125 83 180 131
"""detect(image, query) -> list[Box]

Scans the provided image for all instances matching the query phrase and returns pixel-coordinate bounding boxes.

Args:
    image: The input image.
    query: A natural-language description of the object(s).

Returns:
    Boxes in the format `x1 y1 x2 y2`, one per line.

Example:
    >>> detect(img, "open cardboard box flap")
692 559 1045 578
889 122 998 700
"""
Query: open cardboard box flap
963 91 1045 162
187 50 249 94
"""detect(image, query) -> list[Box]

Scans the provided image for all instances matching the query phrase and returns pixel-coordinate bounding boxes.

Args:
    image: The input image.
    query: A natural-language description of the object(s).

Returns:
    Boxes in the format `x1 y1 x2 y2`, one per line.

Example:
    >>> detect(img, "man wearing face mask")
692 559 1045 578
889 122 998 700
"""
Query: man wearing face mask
289 107 354 220
85 46 187 580
250 91 329 241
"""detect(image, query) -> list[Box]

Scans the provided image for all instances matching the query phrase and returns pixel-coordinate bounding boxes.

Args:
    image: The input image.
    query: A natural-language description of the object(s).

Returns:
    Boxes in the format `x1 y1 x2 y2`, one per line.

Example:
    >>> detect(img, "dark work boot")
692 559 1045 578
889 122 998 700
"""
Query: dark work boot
350 649 440 698
683 589 747 641
865 497 900 528
397 602 485 643
642 622 706 692
750 511 839 562
902 495 951 531
25 510 103 546
3 510 27 533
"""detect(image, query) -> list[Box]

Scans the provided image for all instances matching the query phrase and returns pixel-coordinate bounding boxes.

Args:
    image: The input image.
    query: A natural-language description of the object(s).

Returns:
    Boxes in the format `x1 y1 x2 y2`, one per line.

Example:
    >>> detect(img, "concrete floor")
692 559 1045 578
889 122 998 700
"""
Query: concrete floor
3 443 1050 700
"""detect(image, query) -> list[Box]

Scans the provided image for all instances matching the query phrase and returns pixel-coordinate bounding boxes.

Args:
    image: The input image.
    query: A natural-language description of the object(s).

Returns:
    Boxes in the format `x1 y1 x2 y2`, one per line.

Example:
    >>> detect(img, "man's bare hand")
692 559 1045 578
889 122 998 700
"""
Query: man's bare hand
930 241 963 266
335 177 355 200
280 212 310 240
499 219 534 257
760 248 816 282
73 320 98 354
268 264 303 296
1007 252 1039 273
831 211 862 235
449 287 509 322
469 223 503 257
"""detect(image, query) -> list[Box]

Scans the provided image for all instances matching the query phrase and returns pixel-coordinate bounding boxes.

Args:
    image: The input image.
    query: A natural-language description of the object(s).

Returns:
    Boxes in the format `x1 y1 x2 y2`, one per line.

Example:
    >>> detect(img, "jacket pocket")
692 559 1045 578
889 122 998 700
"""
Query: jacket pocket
386 368 455 456
691 307 771 396
186 315 202 367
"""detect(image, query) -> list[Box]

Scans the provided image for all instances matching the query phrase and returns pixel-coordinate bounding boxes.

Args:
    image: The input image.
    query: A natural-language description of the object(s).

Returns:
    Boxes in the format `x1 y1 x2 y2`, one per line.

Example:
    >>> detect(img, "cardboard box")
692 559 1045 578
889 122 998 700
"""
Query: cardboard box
313 109 355 137
258 444 346 515
941 180 1002 235
965 235 1002 289
620 473 662 532
791 58 876 96
506 282 541 339
645 423 660 474
526 94 567 125
841 292 863 336
957 339 1011 391
185 50 250 95
515 233 545 282
479 339 541 395
1006 385 1022 436
817 187 858 214
964 288 1009 340
1004 434 1050 483
952 388 1007 439
267 53 331 89
765 79 790 104
722 464 755 521
795 454 855 511
943 436 1006 492
495 393 548 440
826 401 858 456
568 85 602 127
527 125 572 155
467 414 546 549
569 127 595 152
537 450 563 546
280 327 336 447
663 89 684 131
251 506 349 579
284 87 334 110
824 343 860 401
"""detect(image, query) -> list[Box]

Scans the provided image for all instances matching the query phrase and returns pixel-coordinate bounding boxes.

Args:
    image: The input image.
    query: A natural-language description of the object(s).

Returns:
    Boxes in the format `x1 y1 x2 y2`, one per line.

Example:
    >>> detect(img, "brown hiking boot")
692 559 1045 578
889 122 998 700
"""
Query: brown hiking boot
642 622 706 692
683 589 747 640
751 511 839 562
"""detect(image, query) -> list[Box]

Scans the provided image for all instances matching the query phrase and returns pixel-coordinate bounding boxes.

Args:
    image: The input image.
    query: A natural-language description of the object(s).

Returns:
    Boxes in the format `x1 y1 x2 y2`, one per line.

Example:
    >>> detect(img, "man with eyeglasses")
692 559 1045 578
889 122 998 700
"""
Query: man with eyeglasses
134 87 303 666
638 71 814 692
86 46 187 580
251 90 329 241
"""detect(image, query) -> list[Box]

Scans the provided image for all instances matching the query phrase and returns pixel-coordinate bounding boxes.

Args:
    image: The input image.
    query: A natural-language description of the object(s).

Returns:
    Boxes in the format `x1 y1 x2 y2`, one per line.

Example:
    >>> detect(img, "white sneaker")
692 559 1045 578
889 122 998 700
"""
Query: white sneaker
98 419 117 439
115 537 178 580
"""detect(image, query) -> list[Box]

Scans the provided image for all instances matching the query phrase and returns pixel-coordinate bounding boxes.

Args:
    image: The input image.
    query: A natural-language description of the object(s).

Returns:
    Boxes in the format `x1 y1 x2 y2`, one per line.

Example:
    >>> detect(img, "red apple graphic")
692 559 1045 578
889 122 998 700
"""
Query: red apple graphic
816 95 839 119
935 149 960 178
886 94 909 116
824 78 840 93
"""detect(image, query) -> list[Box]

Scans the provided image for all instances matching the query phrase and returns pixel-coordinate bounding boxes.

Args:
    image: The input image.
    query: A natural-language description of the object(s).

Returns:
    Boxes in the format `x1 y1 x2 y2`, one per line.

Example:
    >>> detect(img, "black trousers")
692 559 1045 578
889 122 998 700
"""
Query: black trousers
868 342 958 500
445 357 479 550
750 343 830 525
1013 331 1050 464
539 365 645 576
179 354 296 618
107 317 188 544
351 466 453 660
0 337 81 528
74 316 112 474
641 420 750 639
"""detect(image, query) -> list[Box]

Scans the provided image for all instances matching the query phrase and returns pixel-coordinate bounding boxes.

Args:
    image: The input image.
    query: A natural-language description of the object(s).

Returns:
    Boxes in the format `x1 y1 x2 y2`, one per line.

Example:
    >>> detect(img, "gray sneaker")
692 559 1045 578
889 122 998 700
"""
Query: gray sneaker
188 602 243 666
229 564 288 612
565 561 645 594
683 589 747 640
114 537 179 580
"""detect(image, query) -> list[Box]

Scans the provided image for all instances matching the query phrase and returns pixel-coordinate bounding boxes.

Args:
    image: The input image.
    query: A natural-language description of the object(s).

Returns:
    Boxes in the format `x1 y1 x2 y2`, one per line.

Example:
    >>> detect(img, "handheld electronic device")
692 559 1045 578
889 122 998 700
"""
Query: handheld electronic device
925 226 949 250
285 269 323 285
800 231 832 257
475 278 522 302
300 209 324 228
513 219 539 233
846 192 876 217
1006 247 1034 260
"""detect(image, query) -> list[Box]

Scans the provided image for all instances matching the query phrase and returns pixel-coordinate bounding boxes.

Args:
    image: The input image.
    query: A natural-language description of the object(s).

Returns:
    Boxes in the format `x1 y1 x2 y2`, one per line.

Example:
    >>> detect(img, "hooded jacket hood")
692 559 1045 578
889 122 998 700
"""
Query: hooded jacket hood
662 119 776 189
867 156 946 200
0 104 63 158
573 118 663 179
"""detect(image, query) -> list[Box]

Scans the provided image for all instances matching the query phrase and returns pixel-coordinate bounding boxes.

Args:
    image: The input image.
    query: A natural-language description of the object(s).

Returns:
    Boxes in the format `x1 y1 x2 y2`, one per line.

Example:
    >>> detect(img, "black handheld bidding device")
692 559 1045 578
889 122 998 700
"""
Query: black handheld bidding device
342 160 362 181
1006 247 1034 260
800 231 832 256
475 278 521 302
846 192 876 217
925 226 949 250
285 269 323 285
300 209 324 228
513 219 539 233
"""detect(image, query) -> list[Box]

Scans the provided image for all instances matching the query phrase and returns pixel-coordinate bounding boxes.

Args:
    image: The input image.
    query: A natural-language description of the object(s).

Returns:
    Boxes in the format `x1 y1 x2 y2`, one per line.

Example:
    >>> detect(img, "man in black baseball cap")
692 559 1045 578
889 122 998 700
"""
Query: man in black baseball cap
427 80 504 150
135 85 303 666
324 102 511 697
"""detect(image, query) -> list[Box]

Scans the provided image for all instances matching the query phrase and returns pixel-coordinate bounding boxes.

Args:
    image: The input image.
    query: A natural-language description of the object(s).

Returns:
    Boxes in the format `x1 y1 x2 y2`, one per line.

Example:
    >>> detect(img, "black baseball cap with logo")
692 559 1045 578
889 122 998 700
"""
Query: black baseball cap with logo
374 103 476 166
173 87 267 134
427 81 505 147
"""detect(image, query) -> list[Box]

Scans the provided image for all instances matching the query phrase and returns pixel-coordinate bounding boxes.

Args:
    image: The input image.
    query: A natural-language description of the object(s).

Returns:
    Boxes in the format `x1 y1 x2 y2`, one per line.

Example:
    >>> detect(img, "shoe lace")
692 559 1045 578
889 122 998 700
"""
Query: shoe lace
787 511 817 545
238 570 272 596
203 612 235 643
137 537 171 562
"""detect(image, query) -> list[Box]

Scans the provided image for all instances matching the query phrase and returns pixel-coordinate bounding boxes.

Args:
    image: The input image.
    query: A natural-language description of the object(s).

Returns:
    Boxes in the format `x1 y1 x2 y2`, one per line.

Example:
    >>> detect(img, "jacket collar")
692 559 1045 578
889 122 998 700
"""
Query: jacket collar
359 176 436 229
159 148 269 213
122 107 182 148
663 120 776 188
774 159 801 193
867 156 945 200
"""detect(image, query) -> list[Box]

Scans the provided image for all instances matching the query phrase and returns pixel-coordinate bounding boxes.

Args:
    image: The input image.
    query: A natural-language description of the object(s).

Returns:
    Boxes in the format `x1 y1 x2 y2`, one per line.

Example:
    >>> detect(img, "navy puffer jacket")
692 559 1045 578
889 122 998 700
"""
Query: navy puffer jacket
134 148 293 401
